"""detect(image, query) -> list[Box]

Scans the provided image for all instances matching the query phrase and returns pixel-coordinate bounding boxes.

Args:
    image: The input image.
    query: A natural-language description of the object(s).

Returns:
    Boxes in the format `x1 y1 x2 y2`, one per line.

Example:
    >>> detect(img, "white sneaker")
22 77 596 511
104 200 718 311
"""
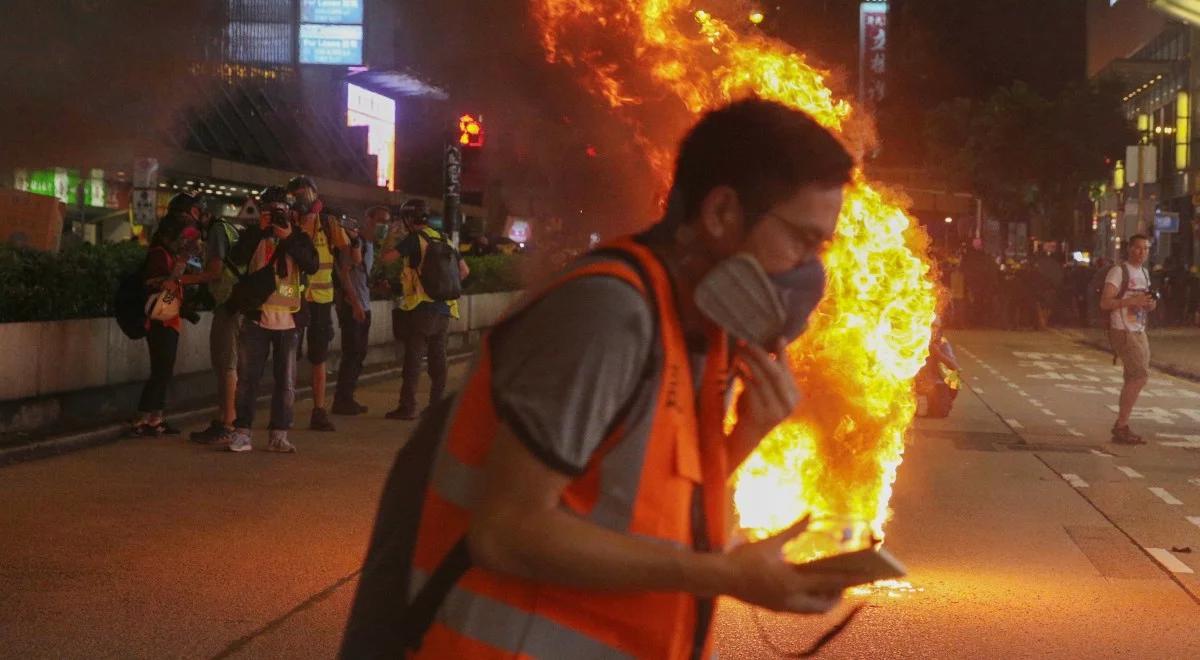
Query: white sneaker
266 430 296 454
227 430 252 453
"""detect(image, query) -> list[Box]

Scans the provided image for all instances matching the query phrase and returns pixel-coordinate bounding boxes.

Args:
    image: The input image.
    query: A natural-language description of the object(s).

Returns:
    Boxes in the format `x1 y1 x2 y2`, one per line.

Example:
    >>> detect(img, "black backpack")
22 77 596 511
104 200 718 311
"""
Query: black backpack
417 232 463 302
114 268 148 340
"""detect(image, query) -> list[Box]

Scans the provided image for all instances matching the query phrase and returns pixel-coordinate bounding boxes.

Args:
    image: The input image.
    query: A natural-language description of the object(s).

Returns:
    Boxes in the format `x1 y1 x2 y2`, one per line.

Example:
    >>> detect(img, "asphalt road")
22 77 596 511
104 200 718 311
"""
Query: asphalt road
3 331 1200 658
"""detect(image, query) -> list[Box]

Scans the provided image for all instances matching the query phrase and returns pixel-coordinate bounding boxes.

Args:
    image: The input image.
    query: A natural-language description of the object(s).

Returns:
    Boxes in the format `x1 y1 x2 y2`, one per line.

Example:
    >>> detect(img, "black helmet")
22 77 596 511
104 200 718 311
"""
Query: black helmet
399 199 430 225
286 175 318 195
167 190 206 214
257 185 290 208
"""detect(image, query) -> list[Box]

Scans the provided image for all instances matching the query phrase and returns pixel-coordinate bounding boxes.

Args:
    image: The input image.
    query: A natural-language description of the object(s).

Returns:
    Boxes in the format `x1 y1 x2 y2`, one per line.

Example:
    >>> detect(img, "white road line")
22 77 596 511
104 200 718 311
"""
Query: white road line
1061 473 1089 488
974 387 985 394
1147 548 1194 574
1090 449 1112 457
1149 487 1183 505
1007 383 1019 389
1188 516 1200 529
1055 419 1068 425
1115 466 1144 479
1017 390 1029 396
1042 409 1057 416
1005 418 1024 429
1028 399 1043 406
1070 429 1086 437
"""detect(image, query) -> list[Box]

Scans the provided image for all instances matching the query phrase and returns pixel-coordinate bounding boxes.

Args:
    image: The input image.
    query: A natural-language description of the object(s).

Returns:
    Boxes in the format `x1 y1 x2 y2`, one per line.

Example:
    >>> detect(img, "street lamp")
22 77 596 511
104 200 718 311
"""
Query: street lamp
944 217 953 224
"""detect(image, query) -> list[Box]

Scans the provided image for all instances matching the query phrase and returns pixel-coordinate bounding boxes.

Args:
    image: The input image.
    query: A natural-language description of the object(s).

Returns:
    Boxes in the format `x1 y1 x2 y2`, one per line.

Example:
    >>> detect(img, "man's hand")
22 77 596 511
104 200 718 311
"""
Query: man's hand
273 222 293 240
731 338 801 447
352 302 366 323
722 517 848 614
1127 293 1154 310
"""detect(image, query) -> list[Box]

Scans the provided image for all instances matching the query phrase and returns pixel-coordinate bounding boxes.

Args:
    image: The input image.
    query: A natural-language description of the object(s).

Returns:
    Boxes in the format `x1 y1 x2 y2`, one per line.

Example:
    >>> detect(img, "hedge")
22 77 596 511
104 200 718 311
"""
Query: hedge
0 242 525 323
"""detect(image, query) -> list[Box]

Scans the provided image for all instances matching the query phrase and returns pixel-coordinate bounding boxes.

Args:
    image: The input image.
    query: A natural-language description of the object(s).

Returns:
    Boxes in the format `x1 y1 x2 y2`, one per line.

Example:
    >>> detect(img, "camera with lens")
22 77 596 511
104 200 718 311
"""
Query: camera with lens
1147 288 1162 301
269 207 291 228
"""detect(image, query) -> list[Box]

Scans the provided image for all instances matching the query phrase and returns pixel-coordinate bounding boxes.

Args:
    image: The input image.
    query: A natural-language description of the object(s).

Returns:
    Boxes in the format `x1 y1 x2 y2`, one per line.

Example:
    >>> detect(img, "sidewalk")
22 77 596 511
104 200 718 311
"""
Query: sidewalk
1056 326 1200 382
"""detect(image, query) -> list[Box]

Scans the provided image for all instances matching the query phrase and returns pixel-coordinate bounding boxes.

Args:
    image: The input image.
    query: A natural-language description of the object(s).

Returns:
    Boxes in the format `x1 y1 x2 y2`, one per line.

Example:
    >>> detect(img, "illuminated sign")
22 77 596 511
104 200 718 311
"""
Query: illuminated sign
347 83 397 189
13 168 108 207
859 2 888 105
300 23 363 65
301 0 363 24
458 114 484 147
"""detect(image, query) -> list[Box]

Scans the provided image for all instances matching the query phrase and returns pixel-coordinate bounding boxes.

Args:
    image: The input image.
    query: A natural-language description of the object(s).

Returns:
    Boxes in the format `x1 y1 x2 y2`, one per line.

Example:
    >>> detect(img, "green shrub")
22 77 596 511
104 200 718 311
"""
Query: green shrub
463 254 524 294
0 242 147 323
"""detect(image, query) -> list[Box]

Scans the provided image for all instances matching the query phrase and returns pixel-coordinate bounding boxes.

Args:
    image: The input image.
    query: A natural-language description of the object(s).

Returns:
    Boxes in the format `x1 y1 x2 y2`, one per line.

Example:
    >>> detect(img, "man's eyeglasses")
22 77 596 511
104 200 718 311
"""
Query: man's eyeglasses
765 211 834 254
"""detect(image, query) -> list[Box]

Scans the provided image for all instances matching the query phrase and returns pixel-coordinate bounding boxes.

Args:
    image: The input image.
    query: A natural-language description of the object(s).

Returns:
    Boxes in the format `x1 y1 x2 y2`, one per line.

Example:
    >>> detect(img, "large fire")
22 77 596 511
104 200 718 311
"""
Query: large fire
532 0 938 559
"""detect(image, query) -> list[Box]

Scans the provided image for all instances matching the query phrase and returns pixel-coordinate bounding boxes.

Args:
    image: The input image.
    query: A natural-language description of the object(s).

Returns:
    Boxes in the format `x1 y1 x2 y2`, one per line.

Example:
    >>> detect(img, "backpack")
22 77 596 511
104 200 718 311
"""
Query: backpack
417 231 463 302
114 268 149 340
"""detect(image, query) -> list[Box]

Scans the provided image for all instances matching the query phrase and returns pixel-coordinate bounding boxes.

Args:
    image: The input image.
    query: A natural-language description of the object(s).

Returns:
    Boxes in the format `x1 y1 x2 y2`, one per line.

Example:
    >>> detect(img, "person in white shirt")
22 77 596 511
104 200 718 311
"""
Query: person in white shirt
1099 234 1157 444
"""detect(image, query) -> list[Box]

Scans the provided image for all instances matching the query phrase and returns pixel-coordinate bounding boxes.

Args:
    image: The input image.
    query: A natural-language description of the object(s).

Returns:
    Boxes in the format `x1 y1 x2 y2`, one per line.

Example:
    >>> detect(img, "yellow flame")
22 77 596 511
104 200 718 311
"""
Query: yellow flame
532 0 938 559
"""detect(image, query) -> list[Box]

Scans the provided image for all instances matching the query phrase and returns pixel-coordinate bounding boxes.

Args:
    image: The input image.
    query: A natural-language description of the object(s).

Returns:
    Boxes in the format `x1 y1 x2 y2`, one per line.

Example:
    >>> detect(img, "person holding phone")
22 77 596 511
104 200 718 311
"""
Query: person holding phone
344 99 857 658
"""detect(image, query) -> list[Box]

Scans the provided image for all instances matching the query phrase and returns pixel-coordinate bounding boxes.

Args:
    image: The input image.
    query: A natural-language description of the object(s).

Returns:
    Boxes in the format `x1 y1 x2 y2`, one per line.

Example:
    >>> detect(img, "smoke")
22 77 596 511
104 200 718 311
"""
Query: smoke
0 0 219 172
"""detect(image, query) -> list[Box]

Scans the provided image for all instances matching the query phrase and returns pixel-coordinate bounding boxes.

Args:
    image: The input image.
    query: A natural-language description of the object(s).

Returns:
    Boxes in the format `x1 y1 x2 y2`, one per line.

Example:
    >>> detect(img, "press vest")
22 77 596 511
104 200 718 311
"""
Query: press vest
251 239 301 314
210 220 240 305
398 226 460 319
306 219 339 304
410 238 731 660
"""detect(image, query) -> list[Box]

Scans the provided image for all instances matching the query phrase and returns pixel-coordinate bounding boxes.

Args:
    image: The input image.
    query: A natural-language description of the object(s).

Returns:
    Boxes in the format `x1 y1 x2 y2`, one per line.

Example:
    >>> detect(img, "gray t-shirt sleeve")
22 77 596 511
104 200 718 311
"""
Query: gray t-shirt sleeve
490 276 654 474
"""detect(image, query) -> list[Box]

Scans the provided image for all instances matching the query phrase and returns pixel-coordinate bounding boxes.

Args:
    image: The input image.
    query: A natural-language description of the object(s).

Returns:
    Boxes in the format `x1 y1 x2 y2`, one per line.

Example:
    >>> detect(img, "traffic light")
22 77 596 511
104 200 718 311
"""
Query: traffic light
458 114 484 148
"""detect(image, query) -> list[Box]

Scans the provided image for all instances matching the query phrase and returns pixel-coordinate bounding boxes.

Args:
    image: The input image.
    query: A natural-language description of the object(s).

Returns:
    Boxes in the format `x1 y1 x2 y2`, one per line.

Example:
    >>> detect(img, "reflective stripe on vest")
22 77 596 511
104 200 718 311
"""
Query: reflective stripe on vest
307 227 336 303
410 238 730 660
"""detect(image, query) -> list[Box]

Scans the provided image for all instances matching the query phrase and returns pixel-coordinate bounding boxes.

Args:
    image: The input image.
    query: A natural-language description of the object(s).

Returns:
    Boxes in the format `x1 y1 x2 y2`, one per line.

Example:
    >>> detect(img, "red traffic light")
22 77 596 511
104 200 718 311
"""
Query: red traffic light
458 114 484 148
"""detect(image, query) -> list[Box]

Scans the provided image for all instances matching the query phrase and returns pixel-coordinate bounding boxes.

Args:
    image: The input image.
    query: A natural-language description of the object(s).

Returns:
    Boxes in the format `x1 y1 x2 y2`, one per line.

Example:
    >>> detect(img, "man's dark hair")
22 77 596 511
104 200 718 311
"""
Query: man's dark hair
1128 233 1150 246
670 98 854 226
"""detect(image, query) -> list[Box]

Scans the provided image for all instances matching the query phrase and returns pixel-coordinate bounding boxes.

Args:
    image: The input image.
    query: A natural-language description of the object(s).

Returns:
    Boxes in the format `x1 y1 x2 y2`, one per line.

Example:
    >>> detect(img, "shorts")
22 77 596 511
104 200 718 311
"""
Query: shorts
209 305 241 372
1109 329 1150 381
303 301 335 365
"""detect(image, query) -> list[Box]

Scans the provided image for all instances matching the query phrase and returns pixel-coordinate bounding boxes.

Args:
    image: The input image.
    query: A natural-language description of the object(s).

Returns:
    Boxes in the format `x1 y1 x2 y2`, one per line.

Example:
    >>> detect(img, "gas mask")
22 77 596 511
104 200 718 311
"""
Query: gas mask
291 188 317 214
695 254 827 347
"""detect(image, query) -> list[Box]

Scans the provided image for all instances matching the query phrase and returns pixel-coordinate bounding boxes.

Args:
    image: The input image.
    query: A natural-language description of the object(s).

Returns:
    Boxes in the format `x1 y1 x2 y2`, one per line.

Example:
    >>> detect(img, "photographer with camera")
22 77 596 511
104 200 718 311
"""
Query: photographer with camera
1100 234 1157 445
222 186 319 454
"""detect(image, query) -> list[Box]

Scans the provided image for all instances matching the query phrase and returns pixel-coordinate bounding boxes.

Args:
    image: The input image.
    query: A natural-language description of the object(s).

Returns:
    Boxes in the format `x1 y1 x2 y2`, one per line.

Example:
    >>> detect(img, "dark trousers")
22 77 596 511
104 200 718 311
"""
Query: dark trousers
138 322 179 413
335 306 372 405
234 321 300 430
393 308 449 412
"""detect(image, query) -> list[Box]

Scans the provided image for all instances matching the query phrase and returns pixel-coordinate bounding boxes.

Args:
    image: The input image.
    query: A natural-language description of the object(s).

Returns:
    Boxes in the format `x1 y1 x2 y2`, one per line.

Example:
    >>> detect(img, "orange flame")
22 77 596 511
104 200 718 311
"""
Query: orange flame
532 0 938 559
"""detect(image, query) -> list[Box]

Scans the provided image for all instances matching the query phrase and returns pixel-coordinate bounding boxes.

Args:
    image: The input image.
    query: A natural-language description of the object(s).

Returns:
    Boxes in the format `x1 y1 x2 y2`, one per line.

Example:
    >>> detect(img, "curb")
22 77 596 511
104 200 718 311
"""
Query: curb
1053 328 1200 384
0 352 474 468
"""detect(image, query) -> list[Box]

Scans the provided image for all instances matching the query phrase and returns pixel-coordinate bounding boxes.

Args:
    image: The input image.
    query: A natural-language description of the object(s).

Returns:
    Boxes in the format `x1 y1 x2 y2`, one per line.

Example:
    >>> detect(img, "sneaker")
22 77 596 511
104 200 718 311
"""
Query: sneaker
310 407 337 432
330 399 365 416
227 430 252 453
385 406 417 421
190 420 226 444
129 422 156 437
1111 425 1146 445
266 430 296 453
152 420 182 436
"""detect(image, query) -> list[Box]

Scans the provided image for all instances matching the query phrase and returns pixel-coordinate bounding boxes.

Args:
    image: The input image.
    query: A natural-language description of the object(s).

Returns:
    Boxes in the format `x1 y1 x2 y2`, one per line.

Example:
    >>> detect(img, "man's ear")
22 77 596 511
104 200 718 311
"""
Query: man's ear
697 186 742 241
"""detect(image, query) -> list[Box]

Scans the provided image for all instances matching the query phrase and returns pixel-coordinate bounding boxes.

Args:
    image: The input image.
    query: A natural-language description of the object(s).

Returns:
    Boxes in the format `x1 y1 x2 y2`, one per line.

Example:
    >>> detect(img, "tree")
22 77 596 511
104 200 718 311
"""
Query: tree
923 80 1133 243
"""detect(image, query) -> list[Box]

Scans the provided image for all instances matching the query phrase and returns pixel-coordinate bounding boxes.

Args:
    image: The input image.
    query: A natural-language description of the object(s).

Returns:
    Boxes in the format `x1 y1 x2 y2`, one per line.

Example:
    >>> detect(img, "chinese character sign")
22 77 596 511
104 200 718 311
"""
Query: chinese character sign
859 2 888 106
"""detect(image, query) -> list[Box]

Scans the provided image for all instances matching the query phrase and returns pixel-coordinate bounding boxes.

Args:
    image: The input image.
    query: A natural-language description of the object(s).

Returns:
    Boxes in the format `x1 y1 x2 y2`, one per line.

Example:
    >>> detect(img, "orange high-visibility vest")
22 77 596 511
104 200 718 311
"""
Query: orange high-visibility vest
410 238 731 659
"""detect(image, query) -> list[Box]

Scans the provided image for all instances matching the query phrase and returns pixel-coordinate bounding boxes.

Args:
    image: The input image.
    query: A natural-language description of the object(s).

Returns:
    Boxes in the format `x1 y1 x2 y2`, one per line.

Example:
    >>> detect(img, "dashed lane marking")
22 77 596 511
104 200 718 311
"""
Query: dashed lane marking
1007 383 1020 389
974 387 985 394
1055 419 1068 425
1188 516 1200 529
1005 418 1024 429
1017 390 1029 396
1061 473 1089 488
1041 409 1057 416
1115 466 1144 479
1069 429 1086 437
1090 449 1112 457
1149 487 1183 505
1147 548 1194 574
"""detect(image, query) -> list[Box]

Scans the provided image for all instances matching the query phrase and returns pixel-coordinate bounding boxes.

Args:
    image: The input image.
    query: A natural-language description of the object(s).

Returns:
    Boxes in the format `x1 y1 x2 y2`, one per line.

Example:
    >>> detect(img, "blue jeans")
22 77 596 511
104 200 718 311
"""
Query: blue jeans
234 321 299 431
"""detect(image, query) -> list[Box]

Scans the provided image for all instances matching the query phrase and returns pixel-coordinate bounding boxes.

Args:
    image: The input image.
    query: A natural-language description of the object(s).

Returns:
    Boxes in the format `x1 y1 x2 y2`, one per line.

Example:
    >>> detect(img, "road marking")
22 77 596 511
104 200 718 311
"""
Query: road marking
1055 419 1069 425
1029 399 1043 406
1007 383 1019 389
974 387 985 394
1069 429 1085 437
998 377 1010 383
1005 418 1024 429
1061 473 1089 488
1147 548 1194 574
1042 409 1057 416
1017 390 1029 396
1188 516 1200 529
1090 449 1112 457
1115 466 1144 479
1190 478 1200 488
1157 433 1200 449
1149 487 1183 505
